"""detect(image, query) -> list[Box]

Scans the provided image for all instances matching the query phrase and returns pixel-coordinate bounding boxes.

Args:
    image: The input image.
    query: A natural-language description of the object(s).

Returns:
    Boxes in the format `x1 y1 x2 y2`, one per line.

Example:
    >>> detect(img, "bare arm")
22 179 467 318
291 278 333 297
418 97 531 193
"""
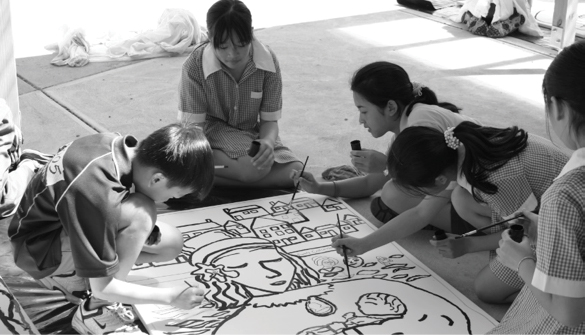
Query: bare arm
251 120 278 169
333 192 451 256
362 193 451 249
516 259 585 328
90 277 205 310
293 172 388 198
258 120 278 144
498 231 585 327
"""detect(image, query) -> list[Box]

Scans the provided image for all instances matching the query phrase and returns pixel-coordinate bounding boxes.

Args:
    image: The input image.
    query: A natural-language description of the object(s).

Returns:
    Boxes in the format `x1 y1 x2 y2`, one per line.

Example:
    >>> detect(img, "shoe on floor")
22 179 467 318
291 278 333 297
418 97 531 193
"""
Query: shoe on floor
37 271 90 305
72 299 144 335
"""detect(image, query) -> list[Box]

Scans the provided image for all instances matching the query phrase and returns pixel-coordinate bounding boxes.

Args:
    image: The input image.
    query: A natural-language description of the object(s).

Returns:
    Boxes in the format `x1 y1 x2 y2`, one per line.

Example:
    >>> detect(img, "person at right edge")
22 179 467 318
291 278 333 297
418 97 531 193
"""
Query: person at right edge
490 40 585 334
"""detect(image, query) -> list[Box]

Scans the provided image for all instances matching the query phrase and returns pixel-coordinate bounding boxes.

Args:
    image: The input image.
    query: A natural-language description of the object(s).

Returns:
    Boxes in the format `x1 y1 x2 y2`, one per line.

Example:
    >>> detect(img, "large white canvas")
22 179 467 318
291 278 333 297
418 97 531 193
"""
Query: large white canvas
128 194 497 334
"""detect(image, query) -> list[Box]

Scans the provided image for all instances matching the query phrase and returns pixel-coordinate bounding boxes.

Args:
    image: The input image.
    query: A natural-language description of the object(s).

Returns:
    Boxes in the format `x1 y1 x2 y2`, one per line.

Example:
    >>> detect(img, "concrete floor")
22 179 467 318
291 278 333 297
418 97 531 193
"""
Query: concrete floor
3 0 575 331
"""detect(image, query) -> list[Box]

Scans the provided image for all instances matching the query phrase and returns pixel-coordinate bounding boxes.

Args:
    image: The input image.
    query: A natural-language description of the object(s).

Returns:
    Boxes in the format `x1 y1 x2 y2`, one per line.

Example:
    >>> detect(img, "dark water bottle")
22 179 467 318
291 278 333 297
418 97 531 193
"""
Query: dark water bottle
509 224 524 243
248 140 260 157
350 140 362 151
434 229 448 241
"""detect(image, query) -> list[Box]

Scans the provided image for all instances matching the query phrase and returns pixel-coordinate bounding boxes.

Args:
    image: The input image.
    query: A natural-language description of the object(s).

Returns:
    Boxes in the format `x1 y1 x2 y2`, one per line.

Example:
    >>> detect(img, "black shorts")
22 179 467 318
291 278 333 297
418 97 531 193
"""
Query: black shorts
370 196 479 235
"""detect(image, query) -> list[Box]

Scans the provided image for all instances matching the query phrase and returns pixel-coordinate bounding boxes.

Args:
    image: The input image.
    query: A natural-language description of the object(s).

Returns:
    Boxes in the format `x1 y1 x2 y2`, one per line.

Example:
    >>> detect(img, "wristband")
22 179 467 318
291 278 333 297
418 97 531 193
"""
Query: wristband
516 256 536 273
332 181 339 198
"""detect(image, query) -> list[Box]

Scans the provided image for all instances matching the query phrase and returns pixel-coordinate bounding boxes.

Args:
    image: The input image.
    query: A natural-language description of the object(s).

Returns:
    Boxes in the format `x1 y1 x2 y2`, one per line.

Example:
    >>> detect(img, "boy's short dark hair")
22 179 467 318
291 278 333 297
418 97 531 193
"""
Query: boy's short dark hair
136 123 214 200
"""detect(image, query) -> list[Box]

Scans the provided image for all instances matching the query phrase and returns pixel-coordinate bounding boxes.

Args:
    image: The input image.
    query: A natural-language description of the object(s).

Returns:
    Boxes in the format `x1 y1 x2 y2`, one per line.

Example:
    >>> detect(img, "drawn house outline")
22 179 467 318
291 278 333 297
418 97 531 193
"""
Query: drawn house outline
224 204 269 221
339 218 358 234
270 210 310 225
178 219 223 240
315 223 340 238
224 220 251 237
133 219 224 268
291 197 320 211
251 216 305 246
342 213 364 227
128 194 497 335
299 226 319 241
270 200 290 213
322 198 346 211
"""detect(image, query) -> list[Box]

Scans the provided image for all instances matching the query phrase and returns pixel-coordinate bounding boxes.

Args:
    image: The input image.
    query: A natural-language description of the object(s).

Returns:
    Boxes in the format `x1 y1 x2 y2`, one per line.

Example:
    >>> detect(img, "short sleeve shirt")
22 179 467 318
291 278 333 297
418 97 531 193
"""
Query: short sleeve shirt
9 133 135 279
533 148 585 296
476 135 569 232
396 104 478 190
487 148 585 335
400 103 477 131
178 40 287 159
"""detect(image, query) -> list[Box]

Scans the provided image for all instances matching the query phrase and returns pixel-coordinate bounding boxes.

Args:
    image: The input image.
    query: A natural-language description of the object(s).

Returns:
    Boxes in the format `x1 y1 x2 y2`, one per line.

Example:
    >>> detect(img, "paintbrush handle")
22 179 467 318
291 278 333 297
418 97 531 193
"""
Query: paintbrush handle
289 156 309 205
459 214 523 238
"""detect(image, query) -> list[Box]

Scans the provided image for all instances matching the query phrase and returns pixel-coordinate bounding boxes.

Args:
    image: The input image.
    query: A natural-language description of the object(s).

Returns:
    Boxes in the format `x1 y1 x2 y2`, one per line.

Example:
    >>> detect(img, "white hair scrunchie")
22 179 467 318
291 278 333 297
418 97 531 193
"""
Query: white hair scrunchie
412 81 425 97
444 127 461 150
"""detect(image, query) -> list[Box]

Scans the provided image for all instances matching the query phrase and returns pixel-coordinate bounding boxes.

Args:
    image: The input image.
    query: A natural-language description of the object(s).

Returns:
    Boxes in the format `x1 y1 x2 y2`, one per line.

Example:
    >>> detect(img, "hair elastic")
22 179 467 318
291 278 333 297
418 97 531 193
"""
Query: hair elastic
444 127 461 150
412 81 425 97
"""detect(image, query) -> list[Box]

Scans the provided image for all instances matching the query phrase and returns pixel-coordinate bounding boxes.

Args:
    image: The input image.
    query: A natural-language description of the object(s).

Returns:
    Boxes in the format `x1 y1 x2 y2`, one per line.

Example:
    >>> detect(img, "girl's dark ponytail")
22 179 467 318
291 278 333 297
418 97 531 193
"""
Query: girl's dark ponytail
404 86 460 116
387 122 528 199
454 122 528 199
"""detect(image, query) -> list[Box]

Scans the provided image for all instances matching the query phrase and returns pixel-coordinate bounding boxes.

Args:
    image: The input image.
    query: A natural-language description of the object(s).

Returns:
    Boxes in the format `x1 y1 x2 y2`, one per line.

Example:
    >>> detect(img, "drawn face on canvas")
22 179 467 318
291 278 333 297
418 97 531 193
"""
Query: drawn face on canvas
216 246 295 293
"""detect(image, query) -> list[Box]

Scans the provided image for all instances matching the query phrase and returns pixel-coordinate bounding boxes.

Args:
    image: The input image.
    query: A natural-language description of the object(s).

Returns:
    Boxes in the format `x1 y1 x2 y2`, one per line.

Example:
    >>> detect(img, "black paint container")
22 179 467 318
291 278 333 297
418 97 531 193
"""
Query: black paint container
509 224 524 243
248 140 260 157
434 229 447 241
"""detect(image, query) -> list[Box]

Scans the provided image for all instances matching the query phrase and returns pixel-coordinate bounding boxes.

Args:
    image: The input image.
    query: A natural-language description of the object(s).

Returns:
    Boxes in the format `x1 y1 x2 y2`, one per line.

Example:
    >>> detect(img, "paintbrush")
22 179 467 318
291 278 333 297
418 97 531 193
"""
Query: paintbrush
337 213 351 279
287 156 309 211
457 213 524 238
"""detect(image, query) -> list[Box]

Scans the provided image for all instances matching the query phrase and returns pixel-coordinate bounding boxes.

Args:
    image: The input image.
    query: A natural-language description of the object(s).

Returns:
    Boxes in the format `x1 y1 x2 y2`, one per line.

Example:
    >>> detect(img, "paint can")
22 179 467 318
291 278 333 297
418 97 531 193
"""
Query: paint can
434 229 447 240
248 140 260 157
508 224 524 243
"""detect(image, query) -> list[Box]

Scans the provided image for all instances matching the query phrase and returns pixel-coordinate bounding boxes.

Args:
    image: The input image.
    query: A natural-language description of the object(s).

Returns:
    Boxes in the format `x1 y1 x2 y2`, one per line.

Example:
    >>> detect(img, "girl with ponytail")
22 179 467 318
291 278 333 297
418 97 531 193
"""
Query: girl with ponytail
490 41 585 333
334 121 569 304
293 61 487 232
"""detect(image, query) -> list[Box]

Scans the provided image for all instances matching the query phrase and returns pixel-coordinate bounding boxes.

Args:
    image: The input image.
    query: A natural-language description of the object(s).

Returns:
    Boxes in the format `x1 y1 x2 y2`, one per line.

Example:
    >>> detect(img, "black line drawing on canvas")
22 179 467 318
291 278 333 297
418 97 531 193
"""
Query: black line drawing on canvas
127 194 496 334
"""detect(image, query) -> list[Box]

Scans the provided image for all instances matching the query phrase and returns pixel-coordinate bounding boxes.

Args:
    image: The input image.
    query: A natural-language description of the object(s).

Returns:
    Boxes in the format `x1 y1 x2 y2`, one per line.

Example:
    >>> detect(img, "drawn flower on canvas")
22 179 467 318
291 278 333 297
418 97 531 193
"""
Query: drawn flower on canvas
193 263 238 283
